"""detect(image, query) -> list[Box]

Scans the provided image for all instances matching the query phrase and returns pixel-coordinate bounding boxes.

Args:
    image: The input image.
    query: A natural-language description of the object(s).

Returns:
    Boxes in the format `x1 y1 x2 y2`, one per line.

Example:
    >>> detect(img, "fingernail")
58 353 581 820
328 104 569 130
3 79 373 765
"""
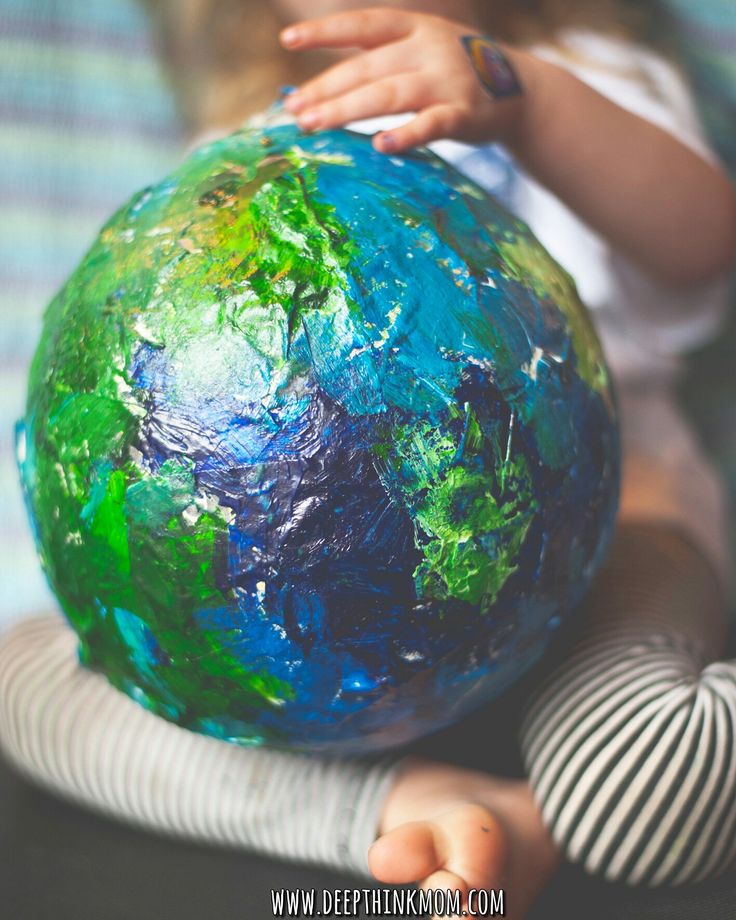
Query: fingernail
298 110 321 130
280 26 299 47
283 92 301 112
377 132 397 152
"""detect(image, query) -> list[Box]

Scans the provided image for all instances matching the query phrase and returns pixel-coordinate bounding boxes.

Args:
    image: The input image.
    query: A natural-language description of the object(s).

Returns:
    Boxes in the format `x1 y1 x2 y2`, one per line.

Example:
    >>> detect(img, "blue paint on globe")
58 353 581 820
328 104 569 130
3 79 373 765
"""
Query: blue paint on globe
19 124 620 753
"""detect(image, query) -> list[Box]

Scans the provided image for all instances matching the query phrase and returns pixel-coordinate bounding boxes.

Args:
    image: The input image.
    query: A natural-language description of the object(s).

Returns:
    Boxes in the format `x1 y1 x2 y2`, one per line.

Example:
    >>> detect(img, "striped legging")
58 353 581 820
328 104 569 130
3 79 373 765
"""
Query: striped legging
1 524 735 885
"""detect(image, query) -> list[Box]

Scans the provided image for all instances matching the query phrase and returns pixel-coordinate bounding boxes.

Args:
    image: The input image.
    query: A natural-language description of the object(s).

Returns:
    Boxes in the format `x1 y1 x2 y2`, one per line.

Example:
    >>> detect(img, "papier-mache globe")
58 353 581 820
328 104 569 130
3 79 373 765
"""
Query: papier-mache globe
17 123 619 753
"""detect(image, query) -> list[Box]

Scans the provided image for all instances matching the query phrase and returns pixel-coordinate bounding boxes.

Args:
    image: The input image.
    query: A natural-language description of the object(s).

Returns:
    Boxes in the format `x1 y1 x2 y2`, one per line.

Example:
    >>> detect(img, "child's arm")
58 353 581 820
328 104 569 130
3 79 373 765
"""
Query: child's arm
280 8 736 286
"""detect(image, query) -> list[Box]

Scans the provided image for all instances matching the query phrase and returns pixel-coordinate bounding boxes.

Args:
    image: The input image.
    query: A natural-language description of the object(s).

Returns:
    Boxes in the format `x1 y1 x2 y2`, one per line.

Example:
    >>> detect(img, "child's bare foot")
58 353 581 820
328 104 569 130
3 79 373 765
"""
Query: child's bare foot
368 759 560 919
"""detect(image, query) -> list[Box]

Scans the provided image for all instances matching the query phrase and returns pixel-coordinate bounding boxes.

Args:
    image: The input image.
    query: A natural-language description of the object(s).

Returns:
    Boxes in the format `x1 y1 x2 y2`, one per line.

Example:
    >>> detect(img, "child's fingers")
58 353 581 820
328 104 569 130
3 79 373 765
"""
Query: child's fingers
296 75 427 132
285 42 413 115
280 8 413 51
373 104 464 153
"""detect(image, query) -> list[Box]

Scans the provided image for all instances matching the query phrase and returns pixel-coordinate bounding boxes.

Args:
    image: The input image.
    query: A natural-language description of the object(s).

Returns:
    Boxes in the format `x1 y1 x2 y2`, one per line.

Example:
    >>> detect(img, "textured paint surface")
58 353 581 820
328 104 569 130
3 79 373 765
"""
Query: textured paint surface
18 124 619 752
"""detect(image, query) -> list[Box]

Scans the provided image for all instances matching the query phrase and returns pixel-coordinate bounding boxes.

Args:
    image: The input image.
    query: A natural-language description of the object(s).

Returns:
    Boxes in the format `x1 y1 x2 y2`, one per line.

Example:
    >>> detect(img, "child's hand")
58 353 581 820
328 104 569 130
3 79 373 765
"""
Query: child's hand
279 5 736 283
279 7 536 153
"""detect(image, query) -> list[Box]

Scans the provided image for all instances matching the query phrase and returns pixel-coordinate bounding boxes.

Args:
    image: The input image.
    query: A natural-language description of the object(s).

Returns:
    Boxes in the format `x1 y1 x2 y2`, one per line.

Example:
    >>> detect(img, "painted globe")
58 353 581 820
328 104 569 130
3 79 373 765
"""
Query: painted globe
18 124 619 753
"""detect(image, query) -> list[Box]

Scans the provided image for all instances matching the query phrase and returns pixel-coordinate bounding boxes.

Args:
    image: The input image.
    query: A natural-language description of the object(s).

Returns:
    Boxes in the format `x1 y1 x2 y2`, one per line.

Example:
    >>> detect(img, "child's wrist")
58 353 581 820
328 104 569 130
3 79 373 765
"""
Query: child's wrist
486 47 545 156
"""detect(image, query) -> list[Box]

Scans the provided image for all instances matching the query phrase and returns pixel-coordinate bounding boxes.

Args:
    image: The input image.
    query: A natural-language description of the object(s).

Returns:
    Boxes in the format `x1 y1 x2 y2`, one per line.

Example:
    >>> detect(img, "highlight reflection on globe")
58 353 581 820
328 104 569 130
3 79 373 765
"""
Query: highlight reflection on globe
18 124 619 753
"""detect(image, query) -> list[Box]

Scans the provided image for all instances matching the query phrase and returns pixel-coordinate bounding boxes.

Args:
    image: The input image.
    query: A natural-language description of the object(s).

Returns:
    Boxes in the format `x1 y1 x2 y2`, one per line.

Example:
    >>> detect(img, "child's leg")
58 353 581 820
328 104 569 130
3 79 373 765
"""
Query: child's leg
0 617 557 918
518 522 736 885
0 616 401 876
362 522 736 914
364 394 736 904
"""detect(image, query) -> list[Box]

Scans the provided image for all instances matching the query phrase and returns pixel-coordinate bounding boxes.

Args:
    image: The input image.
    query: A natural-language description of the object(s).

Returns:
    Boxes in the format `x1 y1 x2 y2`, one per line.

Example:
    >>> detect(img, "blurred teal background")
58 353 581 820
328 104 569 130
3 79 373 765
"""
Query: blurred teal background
0 0 184 626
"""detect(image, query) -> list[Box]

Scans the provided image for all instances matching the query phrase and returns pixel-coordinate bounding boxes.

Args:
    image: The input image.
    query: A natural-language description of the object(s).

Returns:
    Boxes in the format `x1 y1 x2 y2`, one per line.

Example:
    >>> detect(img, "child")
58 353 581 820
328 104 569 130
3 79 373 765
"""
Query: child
2 2 736 916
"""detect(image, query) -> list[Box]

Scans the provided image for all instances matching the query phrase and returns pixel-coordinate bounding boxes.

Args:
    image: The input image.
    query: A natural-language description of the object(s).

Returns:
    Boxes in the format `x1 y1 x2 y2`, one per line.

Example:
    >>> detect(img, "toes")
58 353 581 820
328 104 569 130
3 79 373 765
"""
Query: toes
369 802 509 900
437 803 508 889
368 821 440 884
420 868 468 918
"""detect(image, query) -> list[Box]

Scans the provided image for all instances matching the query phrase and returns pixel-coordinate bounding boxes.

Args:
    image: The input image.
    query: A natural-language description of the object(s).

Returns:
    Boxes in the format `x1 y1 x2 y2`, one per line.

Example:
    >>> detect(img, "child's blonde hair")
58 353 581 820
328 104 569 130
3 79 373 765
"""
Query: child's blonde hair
147 0 652 135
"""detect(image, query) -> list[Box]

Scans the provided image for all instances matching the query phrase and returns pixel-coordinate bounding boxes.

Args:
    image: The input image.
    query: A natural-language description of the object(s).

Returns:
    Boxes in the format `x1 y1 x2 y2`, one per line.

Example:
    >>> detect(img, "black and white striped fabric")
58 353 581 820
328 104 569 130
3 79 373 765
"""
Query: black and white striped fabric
520 628 736 885
0 615 401 876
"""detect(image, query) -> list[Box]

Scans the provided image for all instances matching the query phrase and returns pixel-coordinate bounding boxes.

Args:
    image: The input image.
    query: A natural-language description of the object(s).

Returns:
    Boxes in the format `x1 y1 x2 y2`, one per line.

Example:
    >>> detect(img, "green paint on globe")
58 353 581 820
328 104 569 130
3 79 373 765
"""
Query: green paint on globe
18 124 619 752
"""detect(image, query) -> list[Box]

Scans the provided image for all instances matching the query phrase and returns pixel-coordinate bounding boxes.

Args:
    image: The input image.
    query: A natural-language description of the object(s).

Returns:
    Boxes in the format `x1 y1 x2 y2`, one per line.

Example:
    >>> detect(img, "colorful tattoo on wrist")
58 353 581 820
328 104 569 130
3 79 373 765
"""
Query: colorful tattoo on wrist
461 35 523 100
